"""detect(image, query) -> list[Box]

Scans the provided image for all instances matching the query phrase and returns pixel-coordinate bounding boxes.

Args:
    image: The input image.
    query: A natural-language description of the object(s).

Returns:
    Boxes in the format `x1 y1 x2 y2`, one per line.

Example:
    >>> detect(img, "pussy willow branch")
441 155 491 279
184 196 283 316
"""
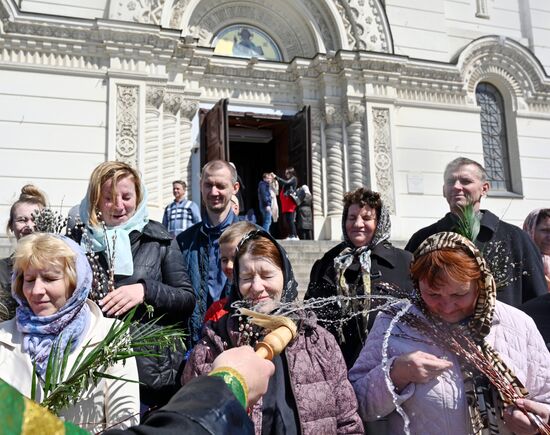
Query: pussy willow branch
384 306 550 435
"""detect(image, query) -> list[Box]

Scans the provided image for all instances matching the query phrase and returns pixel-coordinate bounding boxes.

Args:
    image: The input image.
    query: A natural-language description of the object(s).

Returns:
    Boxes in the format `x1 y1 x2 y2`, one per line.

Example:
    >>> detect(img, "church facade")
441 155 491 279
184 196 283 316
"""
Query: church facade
1 0 549 246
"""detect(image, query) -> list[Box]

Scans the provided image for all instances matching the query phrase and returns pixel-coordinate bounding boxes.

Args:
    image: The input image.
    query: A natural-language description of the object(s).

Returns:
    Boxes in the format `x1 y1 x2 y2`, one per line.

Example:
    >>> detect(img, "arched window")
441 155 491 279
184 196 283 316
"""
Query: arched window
475 82 512 192
212 25 282 61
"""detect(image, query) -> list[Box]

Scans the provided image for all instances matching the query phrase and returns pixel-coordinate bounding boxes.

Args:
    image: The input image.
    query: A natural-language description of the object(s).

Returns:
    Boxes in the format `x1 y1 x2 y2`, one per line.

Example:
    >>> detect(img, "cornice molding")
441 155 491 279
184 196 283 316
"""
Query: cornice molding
1 2 549 112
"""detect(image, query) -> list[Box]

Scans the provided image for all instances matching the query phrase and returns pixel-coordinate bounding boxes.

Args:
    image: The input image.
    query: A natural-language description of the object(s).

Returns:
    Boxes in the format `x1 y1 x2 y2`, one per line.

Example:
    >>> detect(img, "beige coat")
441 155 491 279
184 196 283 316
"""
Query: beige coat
0 300 140 433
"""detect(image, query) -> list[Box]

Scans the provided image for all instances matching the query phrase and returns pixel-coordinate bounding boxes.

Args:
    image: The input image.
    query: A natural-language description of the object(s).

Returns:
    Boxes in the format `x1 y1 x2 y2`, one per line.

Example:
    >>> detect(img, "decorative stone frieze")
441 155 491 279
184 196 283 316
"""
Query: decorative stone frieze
335 0 391 52
372 108 395 214
109 0 166 25
116 85 139 167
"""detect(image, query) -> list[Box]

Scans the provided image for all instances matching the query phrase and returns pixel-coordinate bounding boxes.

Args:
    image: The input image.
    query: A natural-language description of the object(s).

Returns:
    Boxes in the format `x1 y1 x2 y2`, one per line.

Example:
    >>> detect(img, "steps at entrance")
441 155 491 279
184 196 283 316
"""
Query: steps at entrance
278 240 340 300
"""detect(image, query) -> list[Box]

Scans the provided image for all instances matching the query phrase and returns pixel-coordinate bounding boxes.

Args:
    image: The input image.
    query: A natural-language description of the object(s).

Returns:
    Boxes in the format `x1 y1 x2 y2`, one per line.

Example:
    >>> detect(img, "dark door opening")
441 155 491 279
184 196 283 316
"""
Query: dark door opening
200 100 311 237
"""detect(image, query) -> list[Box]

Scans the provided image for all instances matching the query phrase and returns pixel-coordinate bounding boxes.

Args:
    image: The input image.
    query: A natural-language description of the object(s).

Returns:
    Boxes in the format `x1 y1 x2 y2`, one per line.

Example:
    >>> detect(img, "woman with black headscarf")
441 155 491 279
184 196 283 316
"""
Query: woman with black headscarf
305 187 414 369
182 229 363 434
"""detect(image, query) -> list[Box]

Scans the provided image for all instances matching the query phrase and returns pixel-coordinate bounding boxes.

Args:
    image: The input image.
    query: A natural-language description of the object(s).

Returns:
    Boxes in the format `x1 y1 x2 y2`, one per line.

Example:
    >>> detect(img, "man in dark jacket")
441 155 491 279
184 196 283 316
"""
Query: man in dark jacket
405 157 546 307
177 160 240 346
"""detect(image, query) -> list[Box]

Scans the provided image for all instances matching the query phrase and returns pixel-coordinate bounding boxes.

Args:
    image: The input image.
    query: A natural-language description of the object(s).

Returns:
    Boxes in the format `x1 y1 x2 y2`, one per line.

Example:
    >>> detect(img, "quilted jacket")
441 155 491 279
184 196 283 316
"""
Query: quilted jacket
349 301 550 435
183 230 363 435
183 315 364 435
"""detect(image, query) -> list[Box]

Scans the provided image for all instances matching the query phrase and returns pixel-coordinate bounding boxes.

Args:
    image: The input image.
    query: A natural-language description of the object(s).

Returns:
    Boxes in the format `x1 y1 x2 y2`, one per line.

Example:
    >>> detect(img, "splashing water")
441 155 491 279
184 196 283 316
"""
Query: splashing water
381 300 412 435
230 288 416 434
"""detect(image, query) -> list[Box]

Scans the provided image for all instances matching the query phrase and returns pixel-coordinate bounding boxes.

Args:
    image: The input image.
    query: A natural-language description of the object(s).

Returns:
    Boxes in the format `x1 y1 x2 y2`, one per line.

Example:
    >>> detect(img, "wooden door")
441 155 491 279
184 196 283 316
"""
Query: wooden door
288 105 311 189
200 98 229 167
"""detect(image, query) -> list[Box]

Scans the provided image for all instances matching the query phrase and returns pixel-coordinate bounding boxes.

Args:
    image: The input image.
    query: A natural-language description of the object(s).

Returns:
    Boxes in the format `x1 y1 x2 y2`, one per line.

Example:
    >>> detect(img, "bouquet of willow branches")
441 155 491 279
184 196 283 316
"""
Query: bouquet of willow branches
383 303 550 434
31 306 186 415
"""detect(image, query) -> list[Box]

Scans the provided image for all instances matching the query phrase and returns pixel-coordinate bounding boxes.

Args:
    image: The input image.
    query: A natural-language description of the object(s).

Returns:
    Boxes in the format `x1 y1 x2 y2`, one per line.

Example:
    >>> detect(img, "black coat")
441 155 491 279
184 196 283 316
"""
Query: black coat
305 241 414 368
105 376 253 435
520 293 550 350
0 256 16 322
405 210 547 307
296 192 313 230
74 220 195 407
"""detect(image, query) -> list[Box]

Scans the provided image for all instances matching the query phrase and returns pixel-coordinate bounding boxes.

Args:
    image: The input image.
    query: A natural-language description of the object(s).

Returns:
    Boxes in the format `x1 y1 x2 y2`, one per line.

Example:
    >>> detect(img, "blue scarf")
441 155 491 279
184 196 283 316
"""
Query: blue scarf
12 236 92 377
79 186 149 276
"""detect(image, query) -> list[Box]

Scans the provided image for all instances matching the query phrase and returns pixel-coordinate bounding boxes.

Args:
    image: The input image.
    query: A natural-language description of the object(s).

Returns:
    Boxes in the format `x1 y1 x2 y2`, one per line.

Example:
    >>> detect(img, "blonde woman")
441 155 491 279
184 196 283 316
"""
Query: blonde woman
75 161 195 411
0 233 139 431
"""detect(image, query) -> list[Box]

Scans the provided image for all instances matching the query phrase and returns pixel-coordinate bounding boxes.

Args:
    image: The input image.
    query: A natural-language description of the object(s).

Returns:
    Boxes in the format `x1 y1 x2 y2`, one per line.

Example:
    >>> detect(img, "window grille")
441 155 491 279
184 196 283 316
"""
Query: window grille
475 82 512 191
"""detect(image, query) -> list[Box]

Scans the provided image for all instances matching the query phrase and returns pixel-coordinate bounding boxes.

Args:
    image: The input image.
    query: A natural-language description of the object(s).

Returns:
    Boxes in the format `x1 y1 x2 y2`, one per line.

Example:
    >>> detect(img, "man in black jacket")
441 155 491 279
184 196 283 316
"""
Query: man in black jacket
405 157 546 307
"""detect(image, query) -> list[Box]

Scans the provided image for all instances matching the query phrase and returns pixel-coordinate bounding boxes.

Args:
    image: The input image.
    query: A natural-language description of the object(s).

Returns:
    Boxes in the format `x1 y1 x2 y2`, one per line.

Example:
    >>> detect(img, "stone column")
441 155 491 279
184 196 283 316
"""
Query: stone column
323 104 344 218
180 100 199 200
346 103 366 190
310 108 323 218
144 86 164 206
162 92 183 205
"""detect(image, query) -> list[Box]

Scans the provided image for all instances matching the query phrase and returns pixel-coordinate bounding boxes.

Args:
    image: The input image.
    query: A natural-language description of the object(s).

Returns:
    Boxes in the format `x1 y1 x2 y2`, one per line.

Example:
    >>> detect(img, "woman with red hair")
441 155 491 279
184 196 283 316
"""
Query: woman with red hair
350 232 550 435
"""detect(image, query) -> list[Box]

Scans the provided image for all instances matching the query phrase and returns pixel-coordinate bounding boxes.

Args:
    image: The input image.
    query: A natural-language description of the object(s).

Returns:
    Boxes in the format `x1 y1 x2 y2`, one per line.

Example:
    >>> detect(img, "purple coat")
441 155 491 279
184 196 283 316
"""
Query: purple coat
183 313 364 435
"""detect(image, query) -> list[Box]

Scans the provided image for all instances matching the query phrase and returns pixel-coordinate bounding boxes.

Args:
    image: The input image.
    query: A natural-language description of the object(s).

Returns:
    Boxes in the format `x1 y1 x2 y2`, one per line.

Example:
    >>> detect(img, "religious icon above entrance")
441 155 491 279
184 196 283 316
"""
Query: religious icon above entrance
212 25 282 61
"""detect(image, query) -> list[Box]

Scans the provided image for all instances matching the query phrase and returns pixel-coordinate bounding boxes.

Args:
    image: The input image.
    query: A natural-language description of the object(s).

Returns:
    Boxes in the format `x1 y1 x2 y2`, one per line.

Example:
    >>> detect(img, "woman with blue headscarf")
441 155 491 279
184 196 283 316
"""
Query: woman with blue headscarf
75 161 195 411
0 233 140 431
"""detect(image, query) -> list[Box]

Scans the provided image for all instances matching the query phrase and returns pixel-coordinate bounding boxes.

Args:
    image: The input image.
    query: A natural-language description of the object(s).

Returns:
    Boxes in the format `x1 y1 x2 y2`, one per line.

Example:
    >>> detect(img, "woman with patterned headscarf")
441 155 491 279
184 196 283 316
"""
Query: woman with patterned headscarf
350 232 550 435
305 188 414 369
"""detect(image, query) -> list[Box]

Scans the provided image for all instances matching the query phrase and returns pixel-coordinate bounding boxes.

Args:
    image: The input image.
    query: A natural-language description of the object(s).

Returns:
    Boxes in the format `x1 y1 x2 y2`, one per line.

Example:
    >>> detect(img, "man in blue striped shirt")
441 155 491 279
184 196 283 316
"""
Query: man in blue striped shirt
162 180 201 238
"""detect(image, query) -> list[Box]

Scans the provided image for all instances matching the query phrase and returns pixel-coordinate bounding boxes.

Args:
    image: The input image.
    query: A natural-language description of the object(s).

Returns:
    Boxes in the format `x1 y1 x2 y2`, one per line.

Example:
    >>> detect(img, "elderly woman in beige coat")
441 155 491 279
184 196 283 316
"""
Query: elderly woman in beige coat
0 233 139 432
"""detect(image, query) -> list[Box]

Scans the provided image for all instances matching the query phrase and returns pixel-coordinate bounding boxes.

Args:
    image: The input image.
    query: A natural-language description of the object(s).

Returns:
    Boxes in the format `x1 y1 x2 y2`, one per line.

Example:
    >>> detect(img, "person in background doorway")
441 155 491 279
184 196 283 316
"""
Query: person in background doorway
0 184 47 322
296 184 313 240
229 162 246 216
162 180 201 238
269 173 280 229
257 173 273 233
273 167 298 240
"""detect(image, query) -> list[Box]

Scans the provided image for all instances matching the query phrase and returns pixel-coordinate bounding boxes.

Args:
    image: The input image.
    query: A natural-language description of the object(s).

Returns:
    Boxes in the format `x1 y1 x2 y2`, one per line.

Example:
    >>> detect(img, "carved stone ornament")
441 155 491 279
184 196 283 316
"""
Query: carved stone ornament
458 36 550 112
180 100 199 120
372 108 395 213
146 86 165 109
116 85 139 167
345 103 365 124
323 104 343 127
110 0 166 25
163 93 184 116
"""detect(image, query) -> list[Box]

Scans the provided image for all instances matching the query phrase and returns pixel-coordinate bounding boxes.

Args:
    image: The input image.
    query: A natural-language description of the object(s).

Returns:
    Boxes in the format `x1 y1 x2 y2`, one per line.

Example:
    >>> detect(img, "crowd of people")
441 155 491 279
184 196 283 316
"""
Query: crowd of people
0 156 549 434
